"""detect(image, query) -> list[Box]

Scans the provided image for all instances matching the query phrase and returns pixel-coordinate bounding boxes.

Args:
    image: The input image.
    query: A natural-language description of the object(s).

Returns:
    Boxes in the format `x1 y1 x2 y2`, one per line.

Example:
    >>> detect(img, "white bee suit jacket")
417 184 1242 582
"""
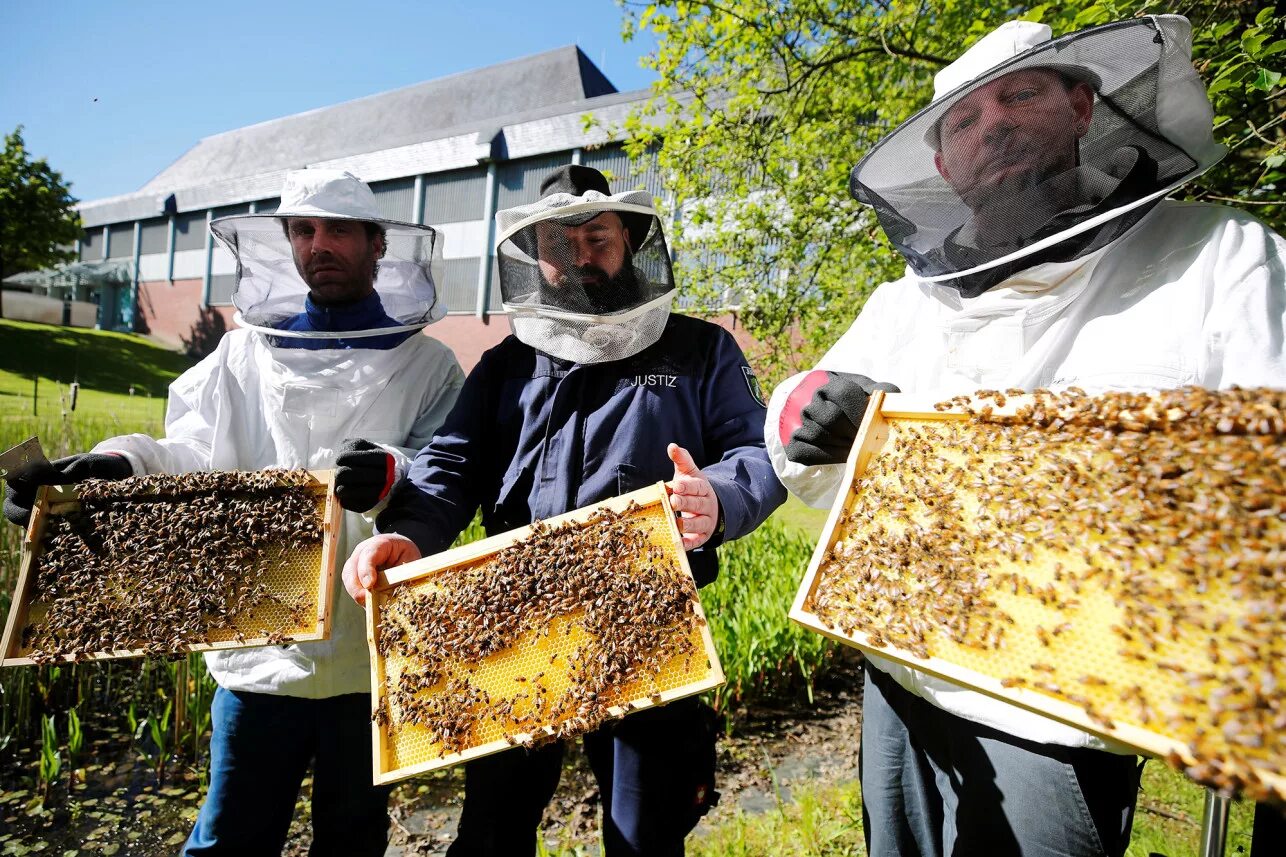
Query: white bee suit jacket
92 329 465 698
766 200 1286 748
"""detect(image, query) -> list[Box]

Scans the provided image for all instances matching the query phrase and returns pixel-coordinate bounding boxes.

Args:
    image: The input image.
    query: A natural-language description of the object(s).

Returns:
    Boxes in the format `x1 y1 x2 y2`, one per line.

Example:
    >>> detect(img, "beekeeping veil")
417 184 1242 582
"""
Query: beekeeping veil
210 169 445 341
496 165 674 364
849 15 1225 297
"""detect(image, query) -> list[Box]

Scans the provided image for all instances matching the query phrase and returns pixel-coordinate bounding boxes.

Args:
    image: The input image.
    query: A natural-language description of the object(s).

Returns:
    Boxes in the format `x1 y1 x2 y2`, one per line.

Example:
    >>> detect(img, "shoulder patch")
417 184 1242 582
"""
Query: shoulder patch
742 366 767 408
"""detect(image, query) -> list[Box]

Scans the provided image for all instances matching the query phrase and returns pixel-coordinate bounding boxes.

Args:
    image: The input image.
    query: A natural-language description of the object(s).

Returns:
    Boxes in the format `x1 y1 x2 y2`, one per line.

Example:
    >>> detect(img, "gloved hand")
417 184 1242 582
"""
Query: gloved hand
785 372 900 466
334 438 397 513
3 452 134 527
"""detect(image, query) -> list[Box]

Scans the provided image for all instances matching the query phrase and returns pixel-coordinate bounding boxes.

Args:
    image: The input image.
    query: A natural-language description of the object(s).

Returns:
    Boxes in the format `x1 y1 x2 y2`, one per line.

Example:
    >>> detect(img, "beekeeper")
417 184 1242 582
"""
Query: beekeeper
343 164 786 856
4 169 464 855
766 16 1286 856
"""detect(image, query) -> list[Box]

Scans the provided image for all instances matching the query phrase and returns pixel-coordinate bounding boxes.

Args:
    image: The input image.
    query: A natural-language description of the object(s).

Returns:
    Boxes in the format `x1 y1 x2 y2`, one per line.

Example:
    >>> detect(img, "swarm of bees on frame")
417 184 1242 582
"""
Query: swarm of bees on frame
20 470 322 662
807 386 1284 802
375 503 705 757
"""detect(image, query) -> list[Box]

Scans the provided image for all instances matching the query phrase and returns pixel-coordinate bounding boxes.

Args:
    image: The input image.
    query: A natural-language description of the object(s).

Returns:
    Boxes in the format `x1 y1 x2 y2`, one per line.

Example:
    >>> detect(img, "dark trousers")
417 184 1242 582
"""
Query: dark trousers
447 697 719 857
861 667 1141 857
184 688 392 857
1252 802 1286 857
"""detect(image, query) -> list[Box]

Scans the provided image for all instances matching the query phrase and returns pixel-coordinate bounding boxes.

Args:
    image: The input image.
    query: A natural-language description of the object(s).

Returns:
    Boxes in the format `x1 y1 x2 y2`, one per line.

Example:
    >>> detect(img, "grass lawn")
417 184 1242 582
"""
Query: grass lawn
534 759 1257 857
770 493 831 538
0 319 194 452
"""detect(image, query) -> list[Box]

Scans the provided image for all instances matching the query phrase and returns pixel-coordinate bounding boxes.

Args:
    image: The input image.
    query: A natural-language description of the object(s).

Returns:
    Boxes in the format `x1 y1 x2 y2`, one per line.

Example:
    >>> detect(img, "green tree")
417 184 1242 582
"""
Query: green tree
616 1 1284 382
0 125 84 318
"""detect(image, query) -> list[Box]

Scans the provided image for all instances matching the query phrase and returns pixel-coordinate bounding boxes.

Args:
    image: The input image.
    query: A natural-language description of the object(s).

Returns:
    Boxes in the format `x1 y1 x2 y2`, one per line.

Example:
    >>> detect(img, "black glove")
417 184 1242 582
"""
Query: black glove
334 438 396 513
3 452 134 527
784 372 900 466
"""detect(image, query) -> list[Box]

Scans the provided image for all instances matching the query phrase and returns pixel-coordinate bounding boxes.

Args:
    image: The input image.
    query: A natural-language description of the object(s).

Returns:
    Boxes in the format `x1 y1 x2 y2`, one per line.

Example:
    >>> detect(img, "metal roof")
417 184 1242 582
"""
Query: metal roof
78 45 640 227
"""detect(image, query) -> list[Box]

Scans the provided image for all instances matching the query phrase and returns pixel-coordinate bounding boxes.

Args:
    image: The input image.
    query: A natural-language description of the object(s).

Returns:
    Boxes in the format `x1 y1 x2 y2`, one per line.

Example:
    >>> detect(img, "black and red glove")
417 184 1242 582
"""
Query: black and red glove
781 371 899 466
334 439 397 513
3 452 134 527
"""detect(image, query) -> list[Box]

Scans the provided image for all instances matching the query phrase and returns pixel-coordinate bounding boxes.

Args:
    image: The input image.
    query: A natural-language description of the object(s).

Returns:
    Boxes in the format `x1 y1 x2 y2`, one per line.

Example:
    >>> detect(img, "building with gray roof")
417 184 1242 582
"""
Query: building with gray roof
64 46 668 367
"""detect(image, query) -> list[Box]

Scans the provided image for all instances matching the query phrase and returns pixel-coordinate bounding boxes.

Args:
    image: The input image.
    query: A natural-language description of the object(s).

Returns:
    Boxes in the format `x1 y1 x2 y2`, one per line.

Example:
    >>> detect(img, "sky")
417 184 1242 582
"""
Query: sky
0 0 659 203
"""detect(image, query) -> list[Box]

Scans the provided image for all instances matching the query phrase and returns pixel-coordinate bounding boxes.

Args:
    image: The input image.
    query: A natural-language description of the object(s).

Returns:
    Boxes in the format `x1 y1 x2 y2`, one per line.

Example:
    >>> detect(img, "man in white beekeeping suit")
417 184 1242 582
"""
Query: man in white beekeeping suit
4 169 465 854
765 16 1285 857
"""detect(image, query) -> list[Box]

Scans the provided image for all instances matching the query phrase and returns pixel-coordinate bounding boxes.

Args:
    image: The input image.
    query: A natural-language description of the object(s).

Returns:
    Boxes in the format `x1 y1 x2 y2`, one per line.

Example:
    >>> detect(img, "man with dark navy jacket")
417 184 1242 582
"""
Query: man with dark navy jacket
343 165 786 856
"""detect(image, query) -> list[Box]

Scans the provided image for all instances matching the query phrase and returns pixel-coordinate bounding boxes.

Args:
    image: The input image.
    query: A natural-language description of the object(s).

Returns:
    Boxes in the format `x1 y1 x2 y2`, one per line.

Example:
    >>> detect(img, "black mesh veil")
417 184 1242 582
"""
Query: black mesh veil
212 215 444 332
849 16 1225 290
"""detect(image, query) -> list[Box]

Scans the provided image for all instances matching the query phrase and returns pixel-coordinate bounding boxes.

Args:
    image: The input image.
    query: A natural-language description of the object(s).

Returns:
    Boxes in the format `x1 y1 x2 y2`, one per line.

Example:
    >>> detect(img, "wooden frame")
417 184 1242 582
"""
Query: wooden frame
0 469 342 666
367 482 725 785
790 391 1285 796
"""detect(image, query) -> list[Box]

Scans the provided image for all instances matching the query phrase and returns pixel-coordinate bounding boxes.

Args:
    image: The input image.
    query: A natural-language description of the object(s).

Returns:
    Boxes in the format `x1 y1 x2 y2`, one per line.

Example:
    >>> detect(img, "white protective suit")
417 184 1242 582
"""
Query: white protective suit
767 198 1286 748
93 328 464 698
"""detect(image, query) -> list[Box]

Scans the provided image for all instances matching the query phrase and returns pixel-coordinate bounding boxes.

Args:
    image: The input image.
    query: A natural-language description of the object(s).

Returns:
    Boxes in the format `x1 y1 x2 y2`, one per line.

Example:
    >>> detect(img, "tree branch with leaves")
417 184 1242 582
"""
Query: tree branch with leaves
615 0 1283 383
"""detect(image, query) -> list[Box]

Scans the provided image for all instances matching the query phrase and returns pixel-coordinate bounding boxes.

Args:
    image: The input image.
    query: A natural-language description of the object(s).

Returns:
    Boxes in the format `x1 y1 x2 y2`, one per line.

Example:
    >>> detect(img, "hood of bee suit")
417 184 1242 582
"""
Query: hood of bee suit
210 168 446 345
848 15 1225 297
495 165 676 364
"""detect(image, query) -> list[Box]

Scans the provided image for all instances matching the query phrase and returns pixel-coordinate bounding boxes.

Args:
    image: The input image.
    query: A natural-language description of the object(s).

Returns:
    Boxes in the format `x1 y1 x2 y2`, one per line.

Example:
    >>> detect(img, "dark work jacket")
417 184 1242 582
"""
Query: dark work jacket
377 314 786 585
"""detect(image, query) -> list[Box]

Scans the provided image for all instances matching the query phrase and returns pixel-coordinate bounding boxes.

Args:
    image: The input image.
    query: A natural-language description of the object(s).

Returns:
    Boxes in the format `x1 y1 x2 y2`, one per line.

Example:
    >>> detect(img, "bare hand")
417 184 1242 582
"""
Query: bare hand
665 443 719 551
343 534 421 607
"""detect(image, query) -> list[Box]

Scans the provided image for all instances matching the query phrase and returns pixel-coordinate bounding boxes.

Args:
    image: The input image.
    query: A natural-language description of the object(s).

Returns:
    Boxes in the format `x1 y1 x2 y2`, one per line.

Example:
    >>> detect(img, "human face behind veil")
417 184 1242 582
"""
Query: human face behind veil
934 69 1096 217
285 217 385 306
534 212 641 313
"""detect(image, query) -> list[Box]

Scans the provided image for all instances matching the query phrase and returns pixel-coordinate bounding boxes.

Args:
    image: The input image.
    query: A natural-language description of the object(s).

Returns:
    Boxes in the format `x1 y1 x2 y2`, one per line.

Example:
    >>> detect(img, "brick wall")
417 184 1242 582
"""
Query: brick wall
135 279 235 355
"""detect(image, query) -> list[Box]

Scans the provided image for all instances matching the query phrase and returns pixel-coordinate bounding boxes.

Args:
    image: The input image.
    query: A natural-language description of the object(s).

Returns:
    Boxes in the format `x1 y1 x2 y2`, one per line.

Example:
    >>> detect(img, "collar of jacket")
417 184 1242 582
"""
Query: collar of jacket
301 291 393 332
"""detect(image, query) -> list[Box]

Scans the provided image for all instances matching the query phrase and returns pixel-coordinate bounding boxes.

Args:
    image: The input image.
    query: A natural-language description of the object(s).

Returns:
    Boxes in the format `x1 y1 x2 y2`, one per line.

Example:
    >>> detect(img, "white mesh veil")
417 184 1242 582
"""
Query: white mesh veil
849 16 1225 295
210 170 445 339
496 189 675 363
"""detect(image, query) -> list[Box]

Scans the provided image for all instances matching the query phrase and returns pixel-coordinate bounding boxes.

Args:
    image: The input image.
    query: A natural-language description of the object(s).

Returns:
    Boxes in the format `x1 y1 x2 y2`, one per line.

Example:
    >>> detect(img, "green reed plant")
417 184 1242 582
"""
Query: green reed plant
706 517 832 713
65 706 83 786
178 653 216 762
142 698 174 784
38 713 60 802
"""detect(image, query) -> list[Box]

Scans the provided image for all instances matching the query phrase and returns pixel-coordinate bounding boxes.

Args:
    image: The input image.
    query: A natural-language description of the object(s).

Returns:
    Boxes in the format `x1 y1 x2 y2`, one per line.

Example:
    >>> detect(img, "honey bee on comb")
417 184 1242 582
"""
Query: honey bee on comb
799 386 1284 802
12 469 328 664
373 499 714 768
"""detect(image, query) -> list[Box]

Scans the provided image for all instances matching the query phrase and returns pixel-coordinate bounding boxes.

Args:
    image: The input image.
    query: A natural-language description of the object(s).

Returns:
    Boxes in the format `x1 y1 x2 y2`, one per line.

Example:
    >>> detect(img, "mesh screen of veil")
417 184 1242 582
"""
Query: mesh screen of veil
498 205 674 318
211 215 444 329
849 16 1223 283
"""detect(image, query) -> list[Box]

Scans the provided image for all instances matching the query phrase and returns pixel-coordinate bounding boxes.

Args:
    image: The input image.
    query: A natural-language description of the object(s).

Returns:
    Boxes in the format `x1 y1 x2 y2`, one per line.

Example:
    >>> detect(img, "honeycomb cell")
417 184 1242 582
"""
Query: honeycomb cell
3 470 336 663
796 388 1285 802
371 494 721 781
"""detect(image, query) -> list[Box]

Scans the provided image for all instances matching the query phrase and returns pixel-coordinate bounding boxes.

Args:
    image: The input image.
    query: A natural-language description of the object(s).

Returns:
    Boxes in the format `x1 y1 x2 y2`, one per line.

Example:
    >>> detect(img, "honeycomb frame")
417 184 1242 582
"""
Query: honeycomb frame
366 483 724 785
790 391 1285 801
0 469 341 666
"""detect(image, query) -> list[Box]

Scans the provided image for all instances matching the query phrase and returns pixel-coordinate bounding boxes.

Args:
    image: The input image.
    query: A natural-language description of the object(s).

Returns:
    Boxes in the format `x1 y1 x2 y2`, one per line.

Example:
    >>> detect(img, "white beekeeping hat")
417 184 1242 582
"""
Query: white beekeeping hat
849 16 1225 296
494 165 675 364
211 169 446 339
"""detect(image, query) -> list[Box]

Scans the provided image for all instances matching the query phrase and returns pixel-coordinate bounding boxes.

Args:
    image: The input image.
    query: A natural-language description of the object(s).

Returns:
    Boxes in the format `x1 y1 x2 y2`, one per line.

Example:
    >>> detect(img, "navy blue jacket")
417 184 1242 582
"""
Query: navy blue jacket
378 314 786 585
274 292 414 350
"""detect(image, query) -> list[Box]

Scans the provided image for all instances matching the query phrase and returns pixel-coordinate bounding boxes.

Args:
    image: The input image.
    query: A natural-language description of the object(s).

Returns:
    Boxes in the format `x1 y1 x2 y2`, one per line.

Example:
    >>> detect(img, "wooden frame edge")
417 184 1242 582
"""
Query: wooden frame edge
380 484 669 589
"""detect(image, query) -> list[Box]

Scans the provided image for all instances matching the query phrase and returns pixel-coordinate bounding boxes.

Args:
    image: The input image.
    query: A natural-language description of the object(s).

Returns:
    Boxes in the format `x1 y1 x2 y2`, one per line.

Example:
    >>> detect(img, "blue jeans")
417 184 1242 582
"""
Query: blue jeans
184 688 392 857
860 667 1141 857
447 697 720 856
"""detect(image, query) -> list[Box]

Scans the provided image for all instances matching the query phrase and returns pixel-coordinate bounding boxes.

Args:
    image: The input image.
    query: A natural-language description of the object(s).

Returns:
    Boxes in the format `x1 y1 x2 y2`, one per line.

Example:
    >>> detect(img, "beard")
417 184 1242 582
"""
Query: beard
542 264 642 314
